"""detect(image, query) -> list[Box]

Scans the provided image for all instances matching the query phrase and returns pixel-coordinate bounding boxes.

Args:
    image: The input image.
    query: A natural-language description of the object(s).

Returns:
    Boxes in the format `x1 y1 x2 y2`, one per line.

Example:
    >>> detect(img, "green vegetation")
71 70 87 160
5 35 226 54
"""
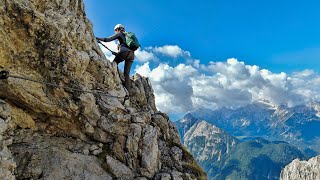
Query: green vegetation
208 138 305 180
171 141 208 179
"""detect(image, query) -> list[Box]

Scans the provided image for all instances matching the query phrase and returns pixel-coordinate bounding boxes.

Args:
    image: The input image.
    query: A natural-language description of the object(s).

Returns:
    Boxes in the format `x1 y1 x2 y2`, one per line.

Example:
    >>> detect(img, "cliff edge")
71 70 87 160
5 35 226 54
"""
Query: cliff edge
0 0 206 179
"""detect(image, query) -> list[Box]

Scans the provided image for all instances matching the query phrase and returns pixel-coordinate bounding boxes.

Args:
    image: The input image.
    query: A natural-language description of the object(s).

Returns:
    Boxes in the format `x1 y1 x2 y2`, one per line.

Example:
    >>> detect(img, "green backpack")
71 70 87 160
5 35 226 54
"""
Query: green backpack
124 32 140 51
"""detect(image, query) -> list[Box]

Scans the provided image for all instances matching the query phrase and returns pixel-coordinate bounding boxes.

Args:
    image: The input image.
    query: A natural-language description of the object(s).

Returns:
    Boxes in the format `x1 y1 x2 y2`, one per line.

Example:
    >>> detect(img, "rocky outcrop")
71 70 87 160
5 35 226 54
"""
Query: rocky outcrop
280 156 320 180
184 121 238 164
0 100 16 180
0 0 206 179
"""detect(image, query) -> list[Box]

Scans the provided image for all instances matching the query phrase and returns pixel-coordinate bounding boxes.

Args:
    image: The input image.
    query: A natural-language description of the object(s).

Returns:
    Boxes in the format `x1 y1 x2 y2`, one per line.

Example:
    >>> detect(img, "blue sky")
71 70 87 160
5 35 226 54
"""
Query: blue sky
84 0 320 73
84 1 320 120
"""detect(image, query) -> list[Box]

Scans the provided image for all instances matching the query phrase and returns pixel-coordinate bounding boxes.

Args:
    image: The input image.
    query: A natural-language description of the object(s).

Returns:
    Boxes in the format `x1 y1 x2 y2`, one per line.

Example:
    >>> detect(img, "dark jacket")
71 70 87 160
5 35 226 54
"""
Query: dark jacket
103 32 131 53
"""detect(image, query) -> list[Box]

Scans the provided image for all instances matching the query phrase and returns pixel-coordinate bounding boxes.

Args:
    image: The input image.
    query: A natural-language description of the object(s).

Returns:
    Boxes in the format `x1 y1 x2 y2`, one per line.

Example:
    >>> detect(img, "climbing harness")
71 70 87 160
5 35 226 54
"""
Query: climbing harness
0 70 126 98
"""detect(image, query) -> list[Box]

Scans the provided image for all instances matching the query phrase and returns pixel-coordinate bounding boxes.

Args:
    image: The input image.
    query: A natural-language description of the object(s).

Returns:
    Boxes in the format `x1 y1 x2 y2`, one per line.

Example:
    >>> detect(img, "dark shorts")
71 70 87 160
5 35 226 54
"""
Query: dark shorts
114 51 134 64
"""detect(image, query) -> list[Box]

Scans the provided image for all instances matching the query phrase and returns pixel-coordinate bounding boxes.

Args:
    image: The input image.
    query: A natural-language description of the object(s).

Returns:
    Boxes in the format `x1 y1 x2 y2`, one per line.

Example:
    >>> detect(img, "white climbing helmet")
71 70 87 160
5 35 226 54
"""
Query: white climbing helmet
114 24 125 31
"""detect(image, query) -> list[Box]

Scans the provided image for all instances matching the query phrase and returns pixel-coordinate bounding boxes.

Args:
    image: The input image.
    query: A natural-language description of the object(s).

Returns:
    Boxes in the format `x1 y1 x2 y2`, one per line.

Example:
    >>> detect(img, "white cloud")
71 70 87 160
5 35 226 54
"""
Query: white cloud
153 45 189 58
135 48 156 62
99 42 320 115
292 69 315 78
135 63 196 113
135 58 320 115
135 62 151 76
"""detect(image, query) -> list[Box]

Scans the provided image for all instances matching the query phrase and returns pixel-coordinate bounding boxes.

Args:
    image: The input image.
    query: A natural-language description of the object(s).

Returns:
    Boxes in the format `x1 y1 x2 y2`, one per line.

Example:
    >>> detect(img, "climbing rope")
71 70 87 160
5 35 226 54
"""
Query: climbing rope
0 70 126 98
97 39 116 54
97 40 128 62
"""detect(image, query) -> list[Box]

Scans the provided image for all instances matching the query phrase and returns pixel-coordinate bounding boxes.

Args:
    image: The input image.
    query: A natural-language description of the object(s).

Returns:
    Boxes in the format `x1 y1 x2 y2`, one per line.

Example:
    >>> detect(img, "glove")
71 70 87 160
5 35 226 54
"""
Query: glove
112 51 118 56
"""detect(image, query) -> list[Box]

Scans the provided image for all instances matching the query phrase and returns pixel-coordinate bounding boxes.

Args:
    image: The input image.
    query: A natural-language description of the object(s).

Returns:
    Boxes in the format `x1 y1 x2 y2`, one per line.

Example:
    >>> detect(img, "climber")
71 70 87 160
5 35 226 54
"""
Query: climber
96 24 135 94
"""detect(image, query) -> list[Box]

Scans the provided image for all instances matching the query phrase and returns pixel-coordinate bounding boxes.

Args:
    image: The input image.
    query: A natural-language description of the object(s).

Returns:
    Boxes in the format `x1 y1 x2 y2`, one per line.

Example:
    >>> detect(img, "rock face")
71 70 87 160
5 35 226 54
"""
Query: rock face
0 100 16 180
280 156 320 180
0 0 206 179
184 121 238 166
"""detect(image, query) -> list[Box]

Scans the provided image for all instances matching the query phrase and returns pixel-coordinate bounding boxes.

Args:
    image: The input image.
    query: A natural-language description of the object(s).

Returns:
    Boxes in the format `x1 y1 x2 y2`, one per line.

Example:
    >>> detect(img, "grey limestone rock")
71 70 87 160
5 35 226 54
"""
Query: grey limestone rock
0 0 206 179
280 156 320 180
106 155 135 180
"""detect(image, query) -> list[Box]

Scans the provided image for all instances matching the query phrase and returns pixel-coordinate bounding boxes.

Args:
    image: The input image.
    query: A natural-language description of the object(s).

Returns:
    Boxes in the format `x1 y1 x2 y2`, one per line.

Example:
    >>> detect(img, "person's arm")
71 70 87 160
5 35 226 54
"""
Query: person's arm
96 33 121 42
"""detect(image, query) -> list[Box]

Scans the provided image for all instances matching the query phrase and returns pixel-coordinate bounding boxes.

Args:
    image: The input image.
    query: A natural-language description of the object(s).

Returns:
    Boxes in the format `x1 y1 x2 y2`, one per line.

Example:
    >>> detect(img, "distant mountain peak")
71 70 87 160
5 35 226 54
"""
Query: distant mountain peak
183 121 238 168
193 121 222 135
184 121 225 142
252 99 277 110
307 101 320 117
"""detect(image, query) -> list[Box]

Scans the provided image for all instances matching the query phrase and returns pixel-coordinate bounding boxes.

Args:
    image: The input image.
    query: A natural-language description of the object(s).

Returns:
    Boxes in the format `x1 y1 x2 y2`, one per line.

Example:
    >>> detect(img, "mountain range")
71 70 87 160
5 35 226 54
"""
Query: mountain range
211 138 305 180
176 100 320 155
175 100 320 179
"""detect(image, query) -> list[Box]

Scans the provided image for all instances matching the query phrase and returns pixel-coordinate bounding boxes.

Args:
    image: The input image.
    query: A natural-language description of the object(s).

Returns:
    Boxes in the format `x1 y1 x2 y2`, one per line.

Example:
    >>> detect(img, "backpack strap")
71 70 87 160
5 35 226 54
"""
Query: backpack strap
121 32 132 51
120 32 129 48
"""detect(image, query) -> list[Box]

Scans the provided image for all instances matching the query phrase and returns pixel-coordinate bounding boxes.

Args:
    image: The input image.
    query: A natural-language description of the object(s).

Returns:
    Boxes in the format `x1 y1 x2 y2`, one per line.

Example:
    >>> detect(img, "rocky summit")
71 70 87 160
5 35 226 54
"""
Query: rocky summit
280 156 320 180
183 121 238 167
0 0 206 179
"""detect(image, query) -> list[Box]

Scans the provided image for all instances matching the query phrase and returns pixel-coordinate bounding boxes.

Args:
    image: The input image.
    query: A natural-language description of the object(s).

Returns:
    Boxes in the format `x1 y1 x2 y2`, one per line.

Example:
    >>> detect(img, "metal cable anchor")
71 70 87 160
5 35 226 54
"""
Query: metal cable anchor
0 70 9 80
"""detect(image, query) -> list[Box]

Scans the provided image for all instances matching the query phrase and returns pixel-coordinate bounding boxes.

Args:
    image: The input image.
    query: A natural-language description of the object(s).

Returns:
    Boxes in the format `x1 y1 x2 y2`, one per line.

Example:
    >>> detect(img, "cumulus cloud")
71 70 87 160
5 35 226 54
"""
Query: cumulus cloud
135 58 320 115
99 42 320 115
136 63 197 113
153 45 185 58
135 62 151 75
135 48 156 62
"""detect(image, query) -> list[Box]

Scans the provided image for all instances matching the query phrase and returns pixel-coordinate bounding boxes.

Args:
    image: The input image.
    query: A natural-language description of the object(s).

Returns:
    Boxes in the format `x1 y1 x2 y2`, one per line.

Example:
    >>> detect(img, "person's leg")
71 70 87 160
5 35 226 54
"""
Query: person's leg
114 51 134 94
124 59 133 92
